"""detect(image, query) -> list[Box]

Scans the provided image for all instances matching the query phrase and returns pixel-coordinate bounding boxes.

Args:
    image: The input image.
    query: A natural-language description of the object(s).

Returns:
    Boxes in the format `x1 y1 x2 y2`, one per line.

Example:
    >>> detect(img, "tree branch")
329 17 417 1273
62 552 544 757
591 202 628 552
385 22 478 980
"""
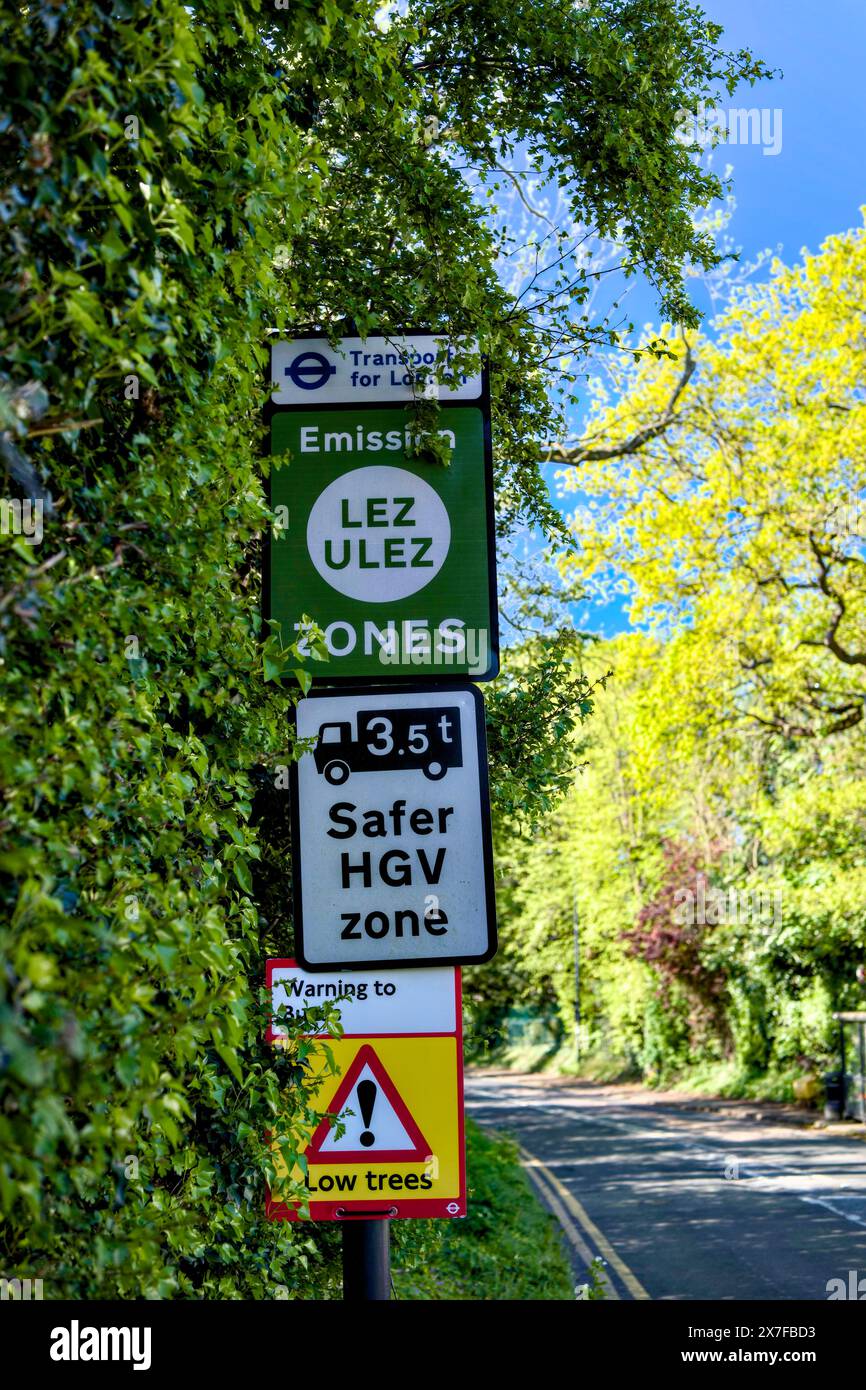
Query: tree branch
805 532 866 666
543 342 696 464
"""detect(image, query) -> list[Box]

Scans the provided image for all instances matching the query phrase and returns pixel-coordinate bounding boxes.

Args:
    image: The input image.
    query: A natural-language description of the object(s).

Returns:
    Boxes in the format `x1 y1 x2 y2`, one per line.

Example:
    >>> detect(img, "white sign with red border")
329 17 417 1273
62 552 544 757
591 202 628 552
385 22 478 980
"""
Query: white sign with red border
266 960 466 1222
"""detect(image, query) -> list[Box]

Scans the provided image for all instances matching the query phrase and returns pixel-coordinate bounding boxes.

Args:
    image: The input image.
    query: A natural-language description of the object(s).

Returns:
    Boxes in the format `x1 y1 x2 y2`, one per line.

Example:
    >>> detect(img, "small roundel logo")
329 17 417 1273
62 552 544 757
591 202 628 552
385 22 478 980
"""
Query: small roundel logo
285 351 336 391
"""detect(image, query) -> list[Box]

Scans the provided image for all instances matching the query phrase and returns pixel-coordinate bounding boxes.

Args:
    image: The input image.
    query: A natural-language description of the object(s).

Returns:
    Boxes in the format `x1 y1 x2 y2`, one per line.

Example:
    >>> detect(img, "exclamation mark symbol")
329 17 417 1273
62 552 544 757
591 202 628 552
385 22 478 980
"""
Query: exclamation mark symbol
358 1079 377 1148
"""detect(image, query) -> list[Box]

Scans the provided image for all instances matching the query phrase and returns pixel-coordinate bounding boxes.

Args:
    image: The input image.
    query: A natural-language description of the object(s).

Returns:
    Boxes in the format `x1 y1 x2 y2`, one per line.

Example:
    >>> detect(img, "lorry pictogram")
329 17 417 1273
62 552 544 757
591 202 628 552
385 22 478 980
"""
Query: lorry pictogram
313 706 463 784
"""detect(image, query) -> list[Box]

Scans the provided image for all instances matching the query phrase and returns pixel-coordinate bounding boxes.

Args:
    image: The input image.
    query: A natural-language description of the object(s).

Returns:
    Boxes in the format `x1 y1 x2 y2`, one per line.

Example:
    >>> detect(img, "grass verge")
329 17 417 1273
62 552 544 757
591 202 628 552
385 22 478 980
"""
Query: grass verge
485 1043 829 1108
393 1118 574 1300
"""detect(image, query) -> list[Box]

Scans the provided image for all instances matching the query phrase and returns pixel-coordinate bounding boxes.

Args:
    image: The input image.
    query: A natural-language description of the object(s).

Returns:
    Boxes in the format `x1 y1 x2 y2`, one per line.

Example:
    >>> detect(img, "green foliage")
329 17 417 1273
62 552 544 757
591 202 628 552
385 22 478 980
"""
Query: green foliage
561 223 866 742
577 1257 610 1301
0 0 765 1295
493 629 866 1091
489 228 866 1089
485 632 605 831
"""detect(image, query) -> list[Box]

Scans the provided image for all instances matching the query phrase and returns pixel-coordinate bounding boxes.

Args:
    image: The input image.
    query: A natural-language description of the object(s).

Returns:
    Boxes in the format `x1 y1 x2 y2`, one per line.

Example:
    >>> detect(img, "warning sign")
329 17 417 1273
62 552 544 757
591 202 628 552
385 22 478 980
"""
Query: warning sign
307 1045 430 1162
266 961 465 1222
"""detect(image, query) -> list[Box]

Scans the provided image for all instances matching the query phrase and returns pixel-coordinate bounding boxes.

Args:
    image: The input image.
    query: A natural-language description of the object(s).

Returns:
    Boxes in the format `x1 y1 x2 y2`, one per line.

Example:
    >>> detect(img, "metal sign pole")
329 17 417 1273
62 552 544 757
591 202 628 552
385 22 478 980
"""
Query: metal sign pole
572 886 581 1068
342 1219 391 1300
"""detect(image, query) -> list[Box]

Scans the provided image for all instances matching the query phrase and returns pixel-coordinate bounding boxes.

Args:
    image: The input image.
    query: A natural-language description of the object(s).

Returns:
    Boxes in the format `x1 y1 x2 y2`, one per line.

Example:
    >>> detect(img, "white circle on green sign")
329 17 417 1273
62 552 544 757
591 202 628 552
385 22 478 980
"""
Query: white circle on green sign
306 465 451 601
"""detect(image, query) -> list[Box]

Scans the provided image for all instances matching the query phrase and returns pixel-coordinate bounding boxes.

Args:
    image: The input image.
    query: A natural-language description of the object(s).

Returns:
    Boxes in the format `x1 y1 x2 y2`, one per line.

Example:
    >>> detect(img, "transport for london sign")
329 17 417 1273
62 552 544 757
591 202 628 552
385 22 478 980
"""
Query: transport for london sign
266 333 498 682
290 684 497 970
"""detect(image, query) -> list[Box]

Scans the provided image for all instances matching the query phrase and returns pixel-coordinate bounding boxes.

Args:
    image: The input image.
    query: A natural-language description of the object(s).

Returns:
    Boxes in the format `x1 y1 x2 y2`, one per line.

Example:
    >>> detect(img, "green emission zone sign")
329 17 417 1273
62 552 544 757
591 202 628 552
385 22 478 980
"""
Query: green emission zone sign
266 339 498 683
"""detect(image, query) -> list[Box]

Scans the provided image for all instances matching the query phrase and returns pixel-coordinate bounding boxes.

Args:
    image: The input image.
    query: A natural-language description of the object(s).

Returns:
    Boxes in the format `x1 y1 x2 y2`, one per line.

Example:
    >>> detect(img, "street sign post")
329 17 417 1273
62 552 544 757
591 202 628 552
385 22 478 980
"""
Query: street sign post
290 683 497 970
271 334 484 406
266 333 498 682
263 336 497 1300
265 960 465 1223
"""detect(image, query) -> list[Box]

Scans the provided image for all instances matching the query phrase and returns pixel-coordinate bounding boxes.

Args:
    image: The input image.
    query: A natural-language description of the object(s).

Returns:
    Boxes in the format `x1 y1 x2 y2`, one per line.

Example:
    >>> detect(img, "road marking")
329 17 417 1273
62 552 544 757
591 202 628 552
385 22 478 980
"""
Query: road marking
519 1144 651 1301
471 1080 866 1231
802 1194 866 1229
519 1154 620 1300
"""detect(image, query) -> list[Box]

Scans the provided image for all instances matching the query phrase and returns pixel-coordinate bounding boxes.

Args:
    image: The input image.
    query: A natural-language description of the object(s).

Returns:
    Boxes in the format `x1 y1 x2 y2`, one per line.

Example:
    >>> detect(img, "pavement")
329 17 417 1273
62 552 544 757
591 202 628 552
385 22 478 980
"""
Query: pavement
465 1069 866 1301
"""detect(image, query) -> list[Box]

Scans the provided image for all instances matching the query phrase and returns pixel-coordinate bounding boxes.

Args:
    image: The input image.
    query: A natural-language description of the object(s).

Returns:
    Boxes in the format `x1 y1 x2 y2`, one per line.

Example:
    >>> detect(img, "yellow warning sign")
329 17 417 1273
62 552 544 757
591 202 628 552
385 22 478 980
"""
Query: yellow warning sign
266 963 466 1222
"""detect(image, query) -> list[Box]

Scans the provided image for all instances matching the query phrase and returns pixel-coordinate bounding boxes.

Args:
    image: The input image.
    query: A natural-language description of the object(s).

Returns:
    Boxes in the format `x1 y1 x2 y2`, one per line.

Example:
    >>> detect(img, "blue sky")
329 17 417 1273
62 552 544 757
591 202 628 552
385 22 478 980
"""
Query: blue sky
704 0 866 279
604 0 866 331
534 0 866 641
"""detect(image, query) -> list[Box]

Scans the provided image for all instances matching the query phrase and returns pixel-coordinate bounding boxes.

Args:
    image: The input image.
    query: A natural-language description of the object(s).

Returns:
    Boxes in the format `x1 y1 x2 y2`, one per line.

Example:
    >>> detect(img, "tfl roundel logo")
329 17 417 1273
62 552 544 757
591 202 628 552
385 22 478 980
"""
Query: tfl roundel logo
285 351 337 391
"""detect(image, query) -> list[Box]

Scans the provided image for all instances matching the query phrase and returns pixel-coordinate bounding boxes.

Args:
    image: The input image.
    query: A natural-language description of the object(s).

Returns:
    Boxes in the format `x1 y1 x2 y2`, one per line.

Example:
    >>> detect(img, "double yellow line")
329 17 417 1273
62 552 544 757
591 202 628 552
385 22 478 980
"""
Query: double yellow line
519 1143 650 1301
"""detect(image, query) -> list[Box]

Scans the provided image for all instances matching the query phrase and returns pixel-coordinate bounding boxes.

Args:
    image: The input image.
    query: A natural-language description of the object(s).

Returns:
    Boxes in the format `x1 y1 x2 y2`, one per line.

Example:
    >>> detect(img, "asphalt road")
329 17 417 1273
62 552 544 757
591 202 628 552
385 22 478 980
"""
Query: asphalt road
465 1071 866 1301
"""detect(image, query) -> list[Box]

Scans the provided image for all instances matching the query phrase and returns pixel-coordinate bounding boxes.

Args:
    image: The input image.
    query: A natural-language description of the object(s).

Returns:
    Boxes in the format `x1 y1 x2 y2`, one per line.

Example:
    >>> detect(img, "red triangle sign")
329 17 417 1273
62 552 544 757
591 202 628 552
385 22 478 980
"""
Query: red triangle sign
307 1044 430 1164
